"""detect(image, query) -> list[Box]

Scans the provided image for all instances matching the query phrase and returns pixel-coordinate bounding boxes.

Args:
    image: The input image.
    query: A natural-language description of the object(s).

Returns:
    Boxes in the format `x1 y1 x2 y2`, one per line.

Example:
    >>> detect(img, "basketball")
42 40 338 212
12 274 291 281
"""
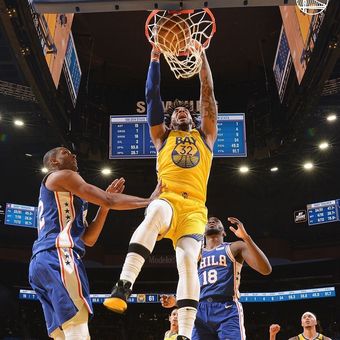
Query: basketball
155 15 191 55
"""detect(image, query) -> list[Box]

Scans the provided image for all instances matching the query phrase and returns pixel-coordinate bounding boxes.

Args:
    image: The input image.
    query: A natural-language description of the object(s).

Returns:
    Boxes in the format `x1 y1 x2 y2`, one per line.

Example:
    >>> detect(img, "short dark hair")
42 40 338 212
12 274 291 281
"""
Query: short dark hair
207 216 223 223
164 99 200 128
169 308 178 316
43 147 61 169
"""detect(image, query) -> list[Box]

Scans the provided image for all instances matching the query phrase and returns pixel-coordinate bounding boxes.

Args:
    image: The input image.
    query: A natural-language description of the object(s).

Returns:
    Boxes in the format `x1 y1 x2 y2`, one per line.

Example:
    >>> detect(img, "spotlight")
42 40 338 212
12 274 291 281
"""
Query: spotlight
328 37 338 49
239 166 249 173
101 168 112 176
318 142 329 150
326 114 337 122
303 162 314 170
270 167 279 172
41 167 48 174
20 47 30 56
14 119 24 126
6 8 17 18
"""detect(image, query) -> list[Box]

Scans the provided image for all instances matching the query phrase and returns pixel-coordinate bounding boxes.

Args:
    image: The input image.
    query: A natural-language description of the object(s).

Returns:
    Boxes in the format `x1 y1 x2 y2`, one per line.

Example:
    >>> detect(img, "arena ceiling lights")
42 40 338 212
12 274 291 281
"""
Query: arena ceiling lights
31 0 296 14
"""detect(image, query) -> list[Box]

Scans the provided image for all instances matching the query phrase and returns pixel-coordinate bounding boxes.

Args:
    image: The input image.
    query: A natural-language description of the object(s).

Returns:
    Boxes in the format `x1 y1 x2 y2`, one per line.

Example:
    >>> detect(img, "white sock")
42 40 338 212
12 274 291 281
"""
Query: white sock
177 307 197 339
120 252 146 285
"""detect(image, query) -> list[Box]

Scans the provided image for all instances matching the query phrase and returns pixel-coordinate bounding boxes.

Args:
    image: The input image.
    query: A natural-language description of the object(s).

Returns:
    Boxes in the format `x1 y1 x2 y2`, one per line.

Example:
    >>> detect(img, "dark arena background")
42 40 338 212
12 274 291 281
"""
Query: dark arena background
0 0 339 339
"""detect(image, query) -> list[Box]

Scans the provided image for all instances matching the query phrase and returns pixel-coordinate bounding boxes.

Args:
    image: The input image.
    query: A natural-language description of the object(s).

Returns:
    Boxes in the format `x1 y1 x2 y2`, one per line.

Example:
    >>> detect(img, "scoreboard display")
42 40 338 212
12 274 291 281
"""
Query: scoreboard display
20 286 335 304
64 32 82 107
240 287 335 303
307 199 340 226
110 113 246 159
4 203 37 228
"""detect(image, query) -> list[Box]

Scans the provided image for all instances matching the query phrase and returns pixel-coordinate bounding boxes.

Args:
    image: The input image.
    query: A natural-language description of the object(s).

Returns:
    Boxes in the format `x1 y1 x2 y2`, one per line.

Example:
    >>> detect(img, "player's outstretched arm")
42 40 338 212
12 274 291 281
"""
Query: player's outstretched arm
228 217 272 275
83 178 125 247
146 47 167 150
269 324 281 340
199 50 218 150
46 170 161 210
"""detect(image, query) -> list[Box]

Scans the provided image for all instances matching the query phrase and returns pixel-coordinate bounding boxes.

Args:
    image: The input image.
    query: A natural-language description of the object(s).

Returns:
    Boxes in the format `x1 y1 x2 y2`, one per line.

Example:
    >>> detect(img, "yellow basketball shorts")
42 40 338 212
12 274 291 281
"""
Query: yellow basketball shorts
159 191 208 247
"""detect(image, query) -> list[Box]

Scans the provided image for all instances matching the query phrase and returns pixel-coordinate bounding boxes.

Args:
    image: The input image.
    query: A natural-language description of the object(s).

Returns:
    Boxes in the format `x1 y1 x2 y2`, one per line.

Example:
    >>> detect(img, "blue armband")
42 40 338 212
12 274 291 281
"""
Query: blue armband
146 61 164 126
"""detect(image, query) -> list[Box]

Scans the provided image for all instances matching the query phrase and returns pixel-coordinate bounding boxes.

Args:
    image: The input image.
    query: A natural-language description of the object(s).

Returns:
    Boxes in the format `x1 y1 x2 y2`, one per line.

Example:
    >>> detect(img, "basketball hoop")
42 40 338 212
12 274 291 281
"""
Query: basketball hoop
145 8 216 79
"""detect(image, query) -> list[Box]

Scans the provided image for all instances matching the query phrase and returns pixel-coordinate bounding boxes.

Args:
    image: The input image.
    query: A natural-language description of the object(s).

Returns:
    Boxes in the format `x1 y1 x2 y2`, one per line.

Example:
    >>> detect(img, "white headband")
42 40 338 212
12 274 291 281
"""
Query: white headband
302 311 317 320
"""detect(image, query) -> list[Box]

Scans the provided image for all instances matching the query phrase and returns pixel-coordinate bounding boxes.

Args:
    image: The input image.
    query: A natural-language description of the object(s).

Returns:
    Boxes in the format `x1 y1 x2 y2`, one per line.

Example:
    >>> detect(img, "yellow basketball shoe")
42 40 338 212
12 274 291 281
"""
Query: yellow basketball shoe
103 279 132 314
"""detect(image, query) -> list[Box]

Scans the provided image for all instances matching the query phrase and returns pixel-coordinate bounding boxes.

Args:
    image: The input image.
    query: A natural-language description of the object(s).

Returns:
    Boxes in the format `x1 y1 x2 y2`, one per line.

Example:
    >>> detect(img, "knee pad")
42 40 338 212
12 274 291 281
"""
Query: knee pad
130 199 172 247
176 236 201 274
176 237 201 302
144 199 172 233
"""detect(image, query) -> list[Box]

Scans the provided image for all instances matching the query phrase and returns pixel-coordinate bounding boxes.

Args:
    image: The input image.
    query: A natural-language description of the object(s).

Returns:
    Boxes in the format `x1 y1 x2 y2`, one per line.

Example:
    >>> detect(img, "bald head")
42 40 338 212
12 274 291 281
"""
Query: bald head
43 147 62 170
42 147 78 172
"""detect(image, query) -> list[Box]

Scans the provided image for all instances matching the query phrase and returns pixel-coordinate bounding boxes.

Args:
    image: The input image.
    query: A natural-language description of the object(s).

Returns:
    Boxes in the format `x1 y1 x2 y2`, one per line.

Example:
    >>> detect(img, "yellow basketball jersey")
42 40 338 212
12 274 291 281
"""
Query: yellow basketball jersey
164 330 178 340
297 333 324 340
157 129 213 203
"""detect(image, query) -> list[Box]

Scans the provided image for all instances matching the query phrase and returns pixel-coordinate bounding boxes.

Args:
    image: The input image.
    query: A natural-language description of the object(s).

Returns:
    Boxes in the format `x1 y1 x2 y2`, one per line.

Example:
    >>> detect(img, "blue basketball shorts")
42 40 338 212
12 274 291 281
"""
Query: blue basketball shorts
28 248 93 335
192 300 246 340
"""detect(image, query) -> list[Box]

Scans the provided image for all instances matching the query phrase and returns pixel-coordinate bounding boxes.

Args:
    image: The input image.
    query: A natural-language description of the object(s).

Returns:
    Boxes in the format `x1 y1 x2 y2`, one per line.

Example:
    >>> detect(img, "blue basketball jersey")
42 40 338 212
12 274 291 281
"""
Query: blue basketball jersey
32 175 88 257
198 242 242 300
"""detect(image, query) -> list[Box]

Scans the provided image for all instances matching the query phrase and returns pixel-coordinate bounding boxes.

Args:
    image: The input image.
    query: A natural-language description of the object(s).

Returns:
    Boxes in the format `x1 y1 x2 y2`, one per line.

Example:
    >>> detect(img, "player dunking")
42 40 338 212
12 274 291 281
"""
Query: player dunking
103 46 218 340
161 217 272 339
29 147 160 340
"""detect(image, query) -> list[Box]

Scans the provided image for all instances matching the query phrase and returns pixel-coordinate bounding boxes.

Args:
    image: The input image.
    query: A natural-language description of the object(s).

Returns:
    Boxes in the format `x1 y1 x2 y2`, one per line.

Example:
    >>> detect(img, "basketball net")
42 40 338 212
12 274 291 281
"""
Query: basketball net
145 9 216 79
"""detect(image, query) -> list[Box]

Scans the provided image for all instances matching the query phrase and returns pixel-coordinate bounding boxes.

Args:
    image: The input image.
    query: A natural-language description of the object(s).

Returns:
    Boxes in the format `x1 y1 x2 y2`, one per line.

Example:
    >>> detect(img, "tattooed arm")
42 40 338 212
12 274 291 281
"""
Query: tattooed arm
199 50 218 150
